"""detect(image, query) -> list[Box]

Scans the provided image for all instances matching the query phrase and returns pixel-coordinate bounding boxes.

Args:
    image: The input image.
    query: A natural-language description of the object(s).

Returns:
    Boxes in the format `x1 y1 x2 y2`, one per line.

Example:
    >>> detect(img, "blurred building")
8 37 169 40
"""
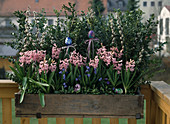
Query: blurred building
157 5 170 56
138 0 170 22
107 0 129 12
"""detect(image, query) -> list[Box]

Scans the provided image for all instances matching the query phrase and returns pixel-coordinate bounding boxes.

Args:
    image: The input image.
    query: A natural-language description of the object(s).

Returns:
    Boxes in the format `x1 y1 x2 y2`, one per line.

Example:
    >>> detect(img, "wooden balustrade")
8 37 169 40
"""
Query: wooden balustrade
0 80 170 124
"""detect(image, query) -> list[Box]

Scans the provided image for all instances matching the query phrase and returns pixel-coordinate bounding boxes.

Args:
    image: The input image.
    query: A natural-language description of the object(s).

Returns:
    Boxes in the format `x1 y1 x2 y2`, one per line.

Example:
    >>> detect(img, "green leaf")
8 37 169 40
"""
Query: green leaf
39 92 45 107
29 78 49 92
29 78 49 87
107 71 114 86
22 77 27 88
74 64 78 79
14 61 24 76
66 72 72 80
48 71 55 84
27 65 32 77
9 66 22 80
20 82 27 103
40 78 47 83
20 90 25 103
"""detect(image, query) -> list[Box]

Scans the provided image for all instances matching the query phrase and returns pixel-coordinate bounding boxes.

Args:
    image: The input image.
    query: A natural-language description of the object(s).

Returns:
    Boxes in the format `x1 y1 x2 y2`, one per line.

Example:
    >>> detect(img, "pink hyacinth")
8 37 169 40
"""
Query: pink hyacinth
19 50 46 66
49 60 57 72
52 44 61 59
39 59 49 74
89 56 99 69
70 50 87 67
113 59 123 74
59 58 69 71
126 59 135 72
97 46 123 67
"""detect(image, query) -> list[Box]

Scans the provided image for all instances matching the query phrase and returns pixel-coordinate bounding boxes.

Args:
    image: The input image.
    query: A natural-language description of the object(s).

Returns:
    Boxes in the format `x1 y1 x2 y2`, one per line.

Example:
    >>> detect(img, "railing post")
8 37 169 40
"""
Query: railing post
167 116 170 124
0 80 19 124
160 110 166 124
127 118 136 124
141 84 152 124
74 118 83 124
56 118 65 124
20 118 30 124
2 98 12 124
92 118 101 124
38 118 47 124
110 118 119 124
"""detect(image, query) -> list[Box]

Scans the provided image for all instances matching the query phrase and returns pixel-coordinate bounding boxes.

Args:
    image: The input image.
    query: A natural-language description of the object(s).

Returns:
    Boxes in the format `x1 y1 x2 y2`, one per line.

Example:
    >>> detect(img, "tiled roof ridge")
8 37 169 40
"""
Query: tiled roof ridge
165 5 170 12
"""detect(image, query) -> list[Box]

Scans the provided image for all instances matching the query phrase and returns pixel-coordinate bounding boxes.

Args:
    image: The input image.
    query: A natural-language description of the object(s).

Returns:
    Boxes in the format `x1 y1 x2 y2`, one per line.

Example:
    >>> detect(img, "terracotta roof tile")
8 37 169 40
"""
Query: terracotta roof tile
165 5 170 12
0 0 107 16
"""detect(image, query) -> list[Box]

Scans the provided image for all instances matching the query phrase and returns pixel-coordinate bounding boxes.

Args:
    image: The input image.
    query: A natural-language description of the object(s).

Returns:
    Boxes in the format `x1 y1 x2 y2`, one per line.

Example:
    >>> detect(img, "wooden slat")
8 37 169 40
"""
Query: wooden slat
110 118 119 124
74 118 83 124
160 109 166 124
56 118 65 124
141 84 151 124
155 105 160 124
127 118 136 124
160 111 166 124
0 87 19 98
152 91 170 116
15 94 143 118
150 100 156 124
146 99 151 124
38 118 47 124
150 81 170 106
167 116 170 124
2 98 12 124
92 118 101 124
20 118 30 124
0 80 19 98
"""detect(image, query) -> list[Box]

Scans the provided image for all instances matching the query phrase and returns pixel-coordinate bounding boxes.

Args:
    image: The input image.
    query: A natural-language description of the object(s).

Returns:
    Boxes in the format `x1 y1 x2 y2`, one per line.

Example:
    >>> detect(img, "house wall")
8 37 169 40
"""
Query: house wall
107 0 129 12
139 0 164 22
157 7 170 56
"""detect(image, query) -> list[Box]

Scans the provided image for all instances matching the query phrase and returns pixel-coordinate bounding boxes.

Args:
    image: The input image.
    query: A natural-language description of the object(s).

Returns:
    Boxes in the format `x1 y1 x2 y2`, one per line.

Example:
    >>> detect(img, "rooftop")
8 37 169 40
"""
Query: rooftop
0 0 107 16
165 5 170 12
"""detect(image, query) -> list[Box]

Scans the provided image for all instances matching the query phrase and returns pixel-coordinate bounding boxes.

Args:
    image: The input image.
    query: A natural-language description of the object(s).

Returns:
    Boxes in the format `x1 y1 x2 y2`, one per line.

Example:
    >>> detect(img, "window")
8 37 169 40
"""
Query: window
143 1 147 7
35 0 39 2
5 19 11 27
48 19 53 25
160 19 163 35
118 1 123 8
166 18 169 35
151 1 155 6
158 1 162 6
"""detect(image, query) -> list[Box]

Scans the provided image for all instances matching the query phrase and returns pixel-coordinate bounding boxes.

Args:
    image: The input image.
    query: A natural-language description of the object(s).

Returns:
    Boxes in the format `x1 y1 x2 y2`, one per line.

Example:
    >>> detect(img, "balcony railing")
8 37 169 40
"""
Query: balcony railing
0 80 170 124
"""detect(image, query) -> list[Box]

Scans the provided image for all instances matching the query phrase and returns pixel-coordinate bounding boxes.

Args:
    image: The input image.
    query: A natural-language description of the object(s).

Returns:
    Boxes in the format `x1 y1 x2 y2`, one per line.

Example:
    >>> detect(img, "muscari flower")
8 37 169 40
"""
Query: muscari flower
59 71 62 74
107 81 110 85
63 74 66 80
76 78 79 81
63 83 67 88
94 68 97 74
86 66 90 70
87 74 90 77
98 77 102 81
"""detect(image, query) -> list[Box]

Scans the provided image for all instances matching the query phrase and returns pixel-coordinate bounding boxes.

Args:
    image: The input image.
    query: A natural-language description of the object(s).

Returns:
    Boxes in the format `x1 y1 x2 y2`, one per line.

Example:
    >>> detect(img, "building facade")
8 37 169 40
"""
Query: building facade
138 0 170 22
107 0 129 12
157 6 170 56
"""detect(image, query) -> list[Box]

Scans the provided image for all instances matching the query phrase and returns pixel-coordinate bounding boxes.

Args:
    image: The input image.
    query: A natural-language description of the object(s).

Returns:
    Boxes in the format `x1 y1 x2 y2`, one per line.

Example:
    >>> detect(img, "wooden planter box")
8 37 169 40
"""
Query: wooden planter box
15 94 144 119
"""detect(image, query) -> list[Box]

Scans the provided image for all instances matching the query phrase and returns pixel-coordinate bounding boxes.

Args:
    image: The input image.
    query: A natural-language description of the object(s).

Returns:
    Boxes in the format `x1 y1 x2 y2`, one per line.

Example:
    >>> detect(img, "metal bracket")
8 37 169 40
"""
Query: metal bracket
36 113 42 118
136 113 141 119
